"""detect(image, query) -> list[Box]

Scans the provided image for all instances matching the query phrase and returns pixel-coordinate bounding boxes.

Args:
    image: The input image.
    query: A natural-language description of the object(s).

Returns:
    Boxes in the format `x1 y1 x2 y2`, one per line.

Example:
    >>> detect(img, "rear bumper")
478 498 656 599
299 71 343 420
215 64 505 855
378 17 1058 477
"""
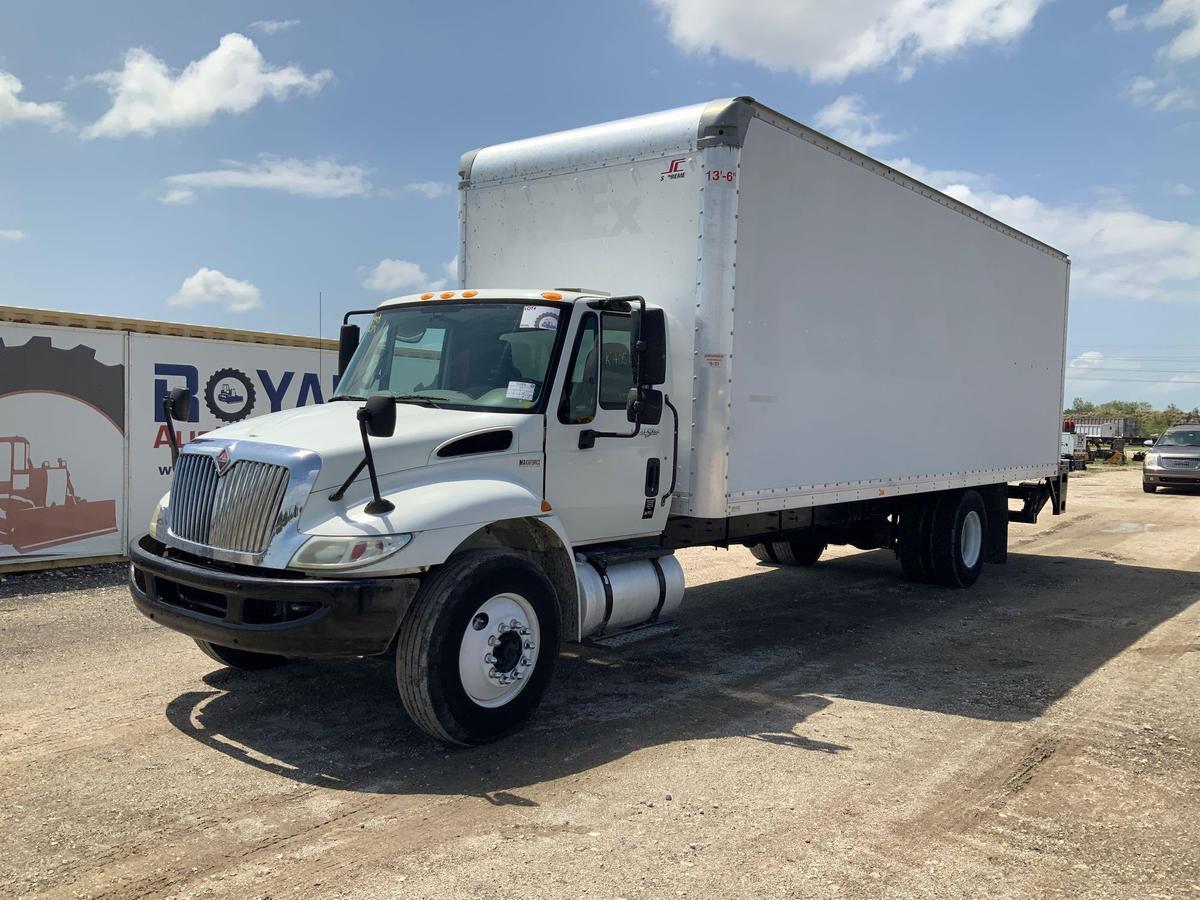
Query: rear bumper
128 534 420 658
1144 469 1200 487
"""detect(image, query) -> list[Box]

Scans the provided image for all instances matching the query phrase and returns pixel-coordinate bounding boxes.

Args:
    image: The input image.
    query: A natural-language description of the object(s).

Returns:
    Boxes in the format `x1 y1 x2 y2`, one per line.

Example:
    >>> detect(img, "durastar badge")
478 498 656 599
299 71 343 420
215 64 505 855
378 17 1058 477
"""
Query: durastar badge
215 447 231 476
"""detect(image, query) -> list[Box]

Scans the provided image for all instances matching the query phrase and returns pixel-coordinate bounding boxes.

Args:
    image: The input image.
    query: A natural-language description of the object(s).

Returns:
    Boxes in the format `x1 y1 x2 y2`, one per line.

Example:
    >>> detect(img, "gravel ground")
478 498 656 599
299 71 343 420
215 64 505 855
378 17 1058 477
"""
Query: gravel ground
1 466 1198 899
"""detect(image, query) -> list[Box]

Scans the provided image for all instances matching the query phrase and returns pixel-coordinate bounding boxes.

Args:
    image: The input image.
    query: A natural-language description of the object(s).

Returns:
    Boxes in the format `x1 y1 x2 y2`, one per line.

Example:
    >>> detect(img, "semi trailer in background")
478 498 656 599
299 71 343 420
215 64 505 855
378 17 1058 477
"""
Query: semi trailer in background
0 306 335 571
130 97 1071 745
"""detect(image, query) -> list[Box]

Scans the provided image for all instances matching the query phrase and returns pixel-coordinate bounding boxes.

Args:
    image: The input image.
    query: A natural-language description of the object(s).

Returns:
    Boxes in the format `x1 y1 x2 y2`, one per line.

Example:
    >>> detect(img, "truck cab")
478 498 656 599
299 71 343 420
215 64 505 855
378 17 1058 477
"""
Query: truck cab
130 290 679 744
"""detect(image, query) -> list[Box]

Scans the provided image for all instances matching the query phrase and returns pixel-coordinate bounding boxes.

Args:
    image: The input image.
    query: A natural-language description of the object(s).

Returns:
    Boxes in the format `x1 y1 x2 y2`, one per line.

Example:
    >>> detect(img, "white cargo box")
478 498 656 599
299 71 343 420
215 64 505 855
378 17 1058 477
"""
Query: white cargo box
460 98 1070 521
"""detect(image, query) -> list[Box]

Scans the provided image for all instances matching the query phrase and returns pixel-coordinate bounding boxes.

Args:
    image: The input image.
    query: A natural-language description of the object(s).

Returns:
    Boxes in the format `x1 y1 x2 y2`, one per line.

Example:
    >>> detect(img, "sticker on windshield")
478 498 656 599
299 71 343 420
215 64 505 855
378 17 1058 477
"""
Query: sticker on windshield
506 381 536 401
519 305 560 331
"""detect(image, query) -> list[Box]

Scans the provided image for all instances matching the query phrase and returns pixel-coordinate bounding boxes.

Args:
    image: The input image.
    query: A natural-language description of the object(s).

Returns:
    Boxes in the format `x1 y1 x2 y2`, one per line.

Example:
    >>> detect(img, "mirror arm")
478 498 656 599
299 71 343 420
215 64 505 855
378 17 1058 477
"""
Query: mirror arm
327 457 367 503
161 395 183 465
356 408 394 515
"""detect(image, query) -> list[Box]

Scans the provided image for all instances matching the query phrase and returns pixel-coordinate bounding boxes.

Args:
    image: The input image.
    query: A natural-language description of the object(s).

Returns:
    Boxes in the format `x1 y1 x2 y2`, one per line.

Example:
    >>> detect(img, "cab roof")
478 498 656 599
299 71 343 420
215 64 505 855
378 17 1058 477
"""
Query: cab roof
376 288 606 310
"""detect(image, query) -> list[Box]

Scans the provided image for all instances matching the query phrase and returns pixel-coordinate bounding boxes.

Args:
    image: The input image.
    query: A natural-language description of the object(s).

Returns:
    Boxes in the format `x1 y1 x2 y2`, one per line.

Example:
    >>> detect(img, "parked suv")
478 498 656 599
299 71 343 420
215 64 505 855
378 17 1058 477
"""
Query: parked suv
1142 426 1200 493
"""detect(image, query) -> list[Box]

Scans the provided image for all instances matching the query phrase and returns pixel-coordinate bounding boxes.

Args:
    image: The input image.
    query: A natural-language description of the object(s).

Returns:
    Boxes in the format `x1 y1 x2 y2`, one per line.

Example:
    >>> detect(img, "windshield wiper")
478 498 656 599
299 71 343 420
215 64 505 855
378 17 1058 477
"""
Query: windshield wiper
329 394 368 402
393 394 449 409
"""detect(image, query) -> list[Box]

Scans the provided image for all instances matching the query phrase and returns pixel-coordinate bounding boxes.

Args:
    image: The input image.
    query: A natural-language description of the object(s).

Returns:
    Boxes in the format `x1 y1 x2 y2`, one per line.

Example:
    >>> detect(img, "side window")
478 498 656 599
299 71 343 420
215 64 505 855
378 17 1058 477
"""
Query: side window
559 314 598 424
599 313 634 409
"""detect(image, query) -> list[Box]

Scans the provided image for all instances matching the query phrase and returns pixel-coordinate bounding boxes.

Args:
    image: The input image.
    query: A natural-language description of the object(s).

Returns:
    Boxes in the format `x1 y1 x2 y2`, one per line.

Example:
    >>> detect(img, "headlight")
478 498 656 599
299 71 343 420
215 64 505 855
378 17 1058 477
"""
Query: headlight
148 492 170 539
289 533 412 570
1144 453 1160 467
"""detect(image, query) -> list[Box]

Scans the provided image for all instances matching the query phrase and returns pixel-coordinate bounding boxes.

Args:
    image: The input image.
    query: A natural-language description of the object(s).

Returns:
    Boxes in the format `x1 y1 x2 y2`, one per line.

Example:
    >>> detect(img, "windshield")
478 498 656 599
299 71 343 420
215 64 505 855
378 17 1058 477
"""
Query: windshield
335 301 566 412
1156 428 1200 448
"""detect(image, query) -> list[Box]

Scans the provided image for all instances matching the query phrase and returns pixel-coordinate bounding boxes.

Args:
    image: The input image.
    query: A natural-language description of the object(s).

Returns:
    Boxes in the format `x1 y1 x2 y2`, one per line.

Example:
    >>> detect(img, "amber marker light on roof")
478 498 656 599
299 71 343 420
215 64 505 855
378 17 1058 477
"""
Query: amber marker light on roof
462 290 478 298
420 293 435 300
440 291 455 299
541 291 562 300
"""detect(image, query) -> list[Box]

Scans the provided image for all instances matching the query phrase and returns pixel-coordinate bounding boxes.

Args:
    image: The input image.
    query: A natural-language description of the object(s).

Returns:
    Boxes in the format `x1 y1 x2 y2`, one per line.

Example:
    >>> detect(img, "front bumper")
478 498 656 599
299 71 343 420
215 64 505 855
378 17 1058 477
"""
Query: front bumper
129 534 421 658
1144 467 1200 487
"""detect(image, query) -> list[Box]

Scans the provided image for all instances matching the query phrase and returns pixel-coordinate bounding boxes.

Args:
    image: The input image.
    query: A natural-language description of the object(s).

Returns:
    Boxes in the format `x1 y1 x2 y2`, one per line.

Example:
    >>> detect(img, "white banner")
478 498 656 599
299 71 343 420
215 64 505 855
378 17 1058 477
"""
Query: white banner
0 325 127 563
0 319 336 569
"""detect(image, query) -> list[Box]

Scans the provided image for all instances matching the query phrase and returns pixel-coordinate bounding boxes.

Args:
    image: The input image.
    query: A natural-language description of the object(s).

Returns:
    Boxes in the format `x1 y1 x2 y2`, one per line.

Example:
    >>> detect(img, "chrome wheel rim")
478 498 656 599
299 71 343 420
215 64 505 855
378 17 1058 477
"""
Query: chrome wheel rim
960 509 983 569
458 593 540 708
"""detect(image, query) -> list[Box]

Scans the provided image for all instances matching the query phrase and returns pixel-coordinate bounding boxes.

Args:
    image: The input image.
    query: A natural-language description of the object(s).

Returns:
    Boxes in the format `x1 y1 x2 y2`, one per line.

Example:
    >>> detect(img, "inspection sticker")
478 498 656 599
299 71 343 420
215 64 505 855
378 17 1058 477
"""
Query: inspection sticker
519 305 560 330
506 380 536 401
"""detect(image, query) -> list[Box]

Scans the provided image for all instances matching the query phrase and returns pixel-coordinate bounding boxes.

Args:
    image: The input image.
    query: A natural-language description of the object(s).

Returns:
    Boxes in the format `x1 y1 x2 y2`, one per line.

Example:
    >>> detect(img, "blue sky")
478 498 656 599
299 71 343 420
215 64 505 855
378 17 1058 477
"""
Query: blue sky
1 0 1198 408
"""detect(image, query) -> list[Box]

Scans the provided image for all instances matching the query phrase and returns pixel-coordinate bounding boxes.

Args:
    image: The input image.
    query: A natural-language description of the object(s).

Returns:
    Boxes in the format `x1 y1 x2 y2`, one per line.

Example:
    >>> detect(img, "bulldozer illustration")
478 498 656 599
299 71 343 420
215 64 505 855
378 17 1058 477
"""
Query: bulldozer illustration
0 435 117 554
217 384 244 404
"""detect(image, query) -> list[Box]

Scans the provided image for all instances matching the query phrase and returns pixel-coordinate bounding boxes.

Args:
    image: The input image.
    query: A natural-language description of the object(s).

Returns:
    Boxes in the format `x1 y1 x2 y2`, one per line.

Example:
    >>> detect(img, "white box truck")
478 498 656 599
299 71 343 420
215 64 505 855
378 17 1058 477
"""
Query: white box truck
129 98 1070 745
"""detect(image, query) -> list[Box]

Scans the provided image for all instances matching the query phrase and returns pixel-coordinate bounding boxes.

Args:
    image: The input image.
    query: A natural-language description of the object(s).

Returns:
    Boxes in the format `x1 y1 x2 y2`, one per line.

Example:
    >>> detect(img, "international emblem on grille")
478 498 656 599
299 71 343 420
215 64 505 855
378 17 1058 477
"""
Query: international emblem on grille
215 447 231 476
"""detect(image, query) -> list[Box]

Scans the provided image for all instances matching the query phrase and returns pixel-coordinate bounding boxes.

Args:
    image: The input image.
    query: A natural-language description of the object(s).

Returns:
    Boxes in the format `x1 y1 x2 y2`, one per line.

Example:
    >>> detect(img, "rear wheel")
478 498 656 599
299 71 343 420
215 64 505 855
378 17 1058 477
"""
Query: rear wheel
396 550 560 745
1143 481 1157 494
770 539 826 567
747 543 777 563
194 639 288 671
898 498 937 582
928 490 987 588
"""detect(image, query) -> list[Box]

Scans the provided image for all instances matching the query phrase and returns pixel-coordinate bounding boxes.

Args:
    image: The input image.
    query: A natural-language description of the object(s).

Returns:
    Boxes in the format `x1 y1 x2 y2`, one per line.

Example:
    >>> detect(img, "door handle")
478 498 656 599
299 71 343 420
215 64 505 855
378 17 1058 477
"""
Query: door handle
645 458 660 497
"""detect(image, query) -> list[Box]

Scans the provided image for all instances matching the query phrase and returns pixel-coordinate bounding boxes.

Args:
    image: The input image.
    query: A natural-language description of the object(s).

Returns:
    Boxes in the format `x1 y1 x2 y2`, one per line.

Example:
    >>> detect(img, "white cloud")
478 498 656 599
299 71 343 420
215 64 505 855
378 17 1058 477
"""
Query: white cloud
83 33 331 138
0 69 66 129
167 267 262 312
1142 0 1200 62
889 157 1200 304
813 95 903 150
1107 4 1135 29
164 156 370 199
1170 182 1196 196
159 188 195 205
444 256 459 283
0 228 29 241
650 0 1047 81
404 181 454 199
250 19 301 34
1124 74 1197 110
362 259 446 293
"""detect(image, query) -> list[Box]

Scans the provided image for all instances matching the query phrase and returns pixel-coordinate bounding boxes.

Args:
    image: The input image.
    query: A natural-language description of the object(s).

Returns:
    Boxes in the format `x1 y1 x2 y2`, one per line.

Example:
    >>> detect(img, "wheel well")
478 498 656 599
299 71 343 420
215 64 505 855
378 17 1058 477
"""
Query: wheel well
451 517 579 640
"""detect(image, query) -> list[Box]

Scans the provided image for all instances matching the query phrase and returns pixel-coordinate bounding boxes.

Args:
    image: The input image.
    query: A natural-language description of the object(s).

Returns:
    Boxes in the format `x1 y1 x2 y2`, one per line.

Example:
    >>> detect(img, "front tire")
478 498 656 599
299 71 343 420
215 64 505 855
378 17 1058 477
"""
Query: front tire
396 550 560 745
1143 481 1157 494
194 639 288 671
928 490 987 588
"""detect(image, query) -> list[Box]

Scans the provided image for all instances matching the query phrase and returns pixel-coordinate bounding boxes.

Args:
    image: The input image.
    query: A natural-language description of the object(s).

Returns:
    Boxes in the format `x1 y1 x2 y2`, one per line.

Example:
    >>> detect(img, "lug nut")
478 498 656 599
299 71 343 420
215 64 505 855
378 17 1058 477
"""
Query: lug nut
484 653 496 664
487 635 499 646
523 639 535 650
514 670 524 680
488 667 498 678
521 657 532 667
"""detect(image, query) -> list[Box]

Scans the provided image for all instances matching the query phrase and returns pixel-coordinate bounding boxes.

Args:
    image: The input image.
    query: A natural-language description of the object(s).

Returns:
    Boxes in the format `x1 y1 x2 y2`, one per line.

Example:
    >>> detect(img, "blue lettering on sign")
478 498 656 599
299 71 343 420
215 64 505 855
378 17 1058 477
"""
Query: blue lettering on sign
155 364 339 418
154 364 200 422
297 372 324 406
257 370 295 412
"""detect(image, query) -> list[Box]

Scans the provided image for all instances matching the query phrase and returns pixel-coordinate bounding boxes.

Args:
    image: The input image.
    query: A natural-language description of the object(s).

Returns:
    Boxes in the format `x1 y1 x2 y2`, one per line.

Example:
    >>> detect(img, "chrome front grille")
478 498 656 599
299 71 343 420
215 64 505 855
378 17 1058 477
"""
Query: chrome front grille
171 453 291 554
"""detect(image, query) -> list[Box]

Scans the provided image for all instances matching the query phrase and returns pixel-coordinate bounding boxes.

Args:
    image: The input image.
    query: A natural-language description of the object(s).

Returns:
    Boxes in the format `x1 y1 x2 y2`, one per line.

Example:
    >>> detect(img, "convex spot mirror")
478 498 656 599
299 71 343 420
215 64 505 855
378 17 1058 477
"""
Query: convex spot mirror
362 394 396 438
630 308 667 386
626 387 663 426
165 387 192 421
1144 439 1154 447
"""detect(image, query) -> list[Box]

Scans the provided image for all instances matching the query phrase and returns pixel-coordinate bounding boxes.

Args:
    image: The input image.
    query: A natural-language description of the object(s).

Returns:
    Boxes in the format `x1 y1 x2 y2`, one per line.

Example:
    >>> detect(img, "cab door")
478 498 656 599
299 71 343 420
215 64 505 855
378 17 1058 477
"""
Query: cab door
544 307 670 545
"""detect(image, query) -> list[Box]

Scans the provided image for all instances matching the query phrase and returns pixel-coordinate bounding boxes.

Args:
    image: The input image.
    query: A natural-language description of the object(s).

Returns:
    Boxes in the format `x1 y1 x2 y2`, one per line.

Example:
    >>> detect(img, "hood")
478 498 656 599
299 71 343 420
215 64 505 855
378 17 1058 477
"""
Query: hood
204 401 537 490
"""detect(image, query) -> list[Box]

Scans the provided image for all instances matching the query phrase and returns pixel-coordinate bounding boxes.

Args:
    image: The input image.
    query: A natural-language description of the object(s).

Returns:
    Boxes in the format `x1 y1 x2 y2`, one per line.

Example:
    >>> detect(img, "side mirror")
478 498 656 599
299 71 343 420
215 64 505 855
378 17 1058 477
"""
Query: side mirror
165 387 192 422
630 308 667 386
338 323 360 376
626 387 663 426
1144 439 1154 447
361 394 396 438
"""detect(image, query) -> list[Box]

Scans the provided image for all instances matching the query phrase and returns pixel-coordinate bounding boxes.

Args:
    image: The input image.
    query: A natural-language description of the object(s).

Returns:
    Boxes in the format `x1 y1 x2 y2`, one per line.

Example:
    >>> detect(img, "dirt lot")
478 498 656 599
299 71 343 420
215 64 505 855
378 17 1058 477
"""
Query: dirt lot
2 466 1198 899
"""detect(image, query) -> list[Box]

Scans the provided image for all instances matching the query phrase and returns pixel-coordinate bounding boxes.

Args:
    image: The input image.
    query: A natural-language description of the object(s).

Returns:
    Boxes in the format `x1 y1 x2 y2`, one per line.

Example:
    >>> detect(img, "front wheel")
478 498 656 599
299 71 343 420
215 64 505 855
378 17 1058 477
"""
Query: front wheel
396 550 560 745
1143 481 1157 494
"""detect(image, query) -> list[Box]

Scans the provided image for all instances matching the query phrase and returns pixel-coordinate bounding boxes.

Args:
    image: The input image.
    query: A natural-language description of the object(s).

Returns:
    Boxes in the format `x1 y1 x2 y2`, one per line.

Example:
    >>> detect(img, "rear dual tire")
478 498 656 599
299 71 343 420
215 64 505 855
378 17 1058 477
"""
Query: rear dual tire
748 539 826 567
899 490 987 589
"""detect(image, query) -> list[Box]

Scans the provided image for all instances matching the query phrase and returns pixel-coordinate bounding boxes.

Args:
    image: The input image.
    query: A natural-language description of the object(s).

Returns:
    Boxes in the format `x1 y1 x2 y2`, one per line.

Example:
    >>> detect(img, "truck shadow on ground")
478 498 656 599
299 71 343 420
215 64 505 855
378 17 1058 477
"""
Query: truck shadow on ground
163 550 1198 799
